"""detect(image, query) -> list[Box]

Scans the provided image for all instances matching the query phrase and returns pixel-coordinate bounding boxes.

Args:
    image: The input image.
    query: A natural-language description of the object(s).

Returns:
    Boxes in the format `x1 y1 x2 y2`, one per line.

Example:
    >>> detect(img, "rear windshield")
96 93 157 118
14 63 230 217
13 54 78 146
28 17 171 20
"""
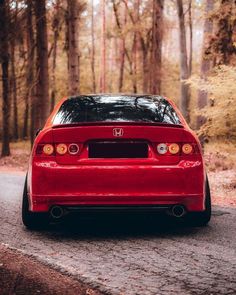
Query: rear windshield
53 95 181 125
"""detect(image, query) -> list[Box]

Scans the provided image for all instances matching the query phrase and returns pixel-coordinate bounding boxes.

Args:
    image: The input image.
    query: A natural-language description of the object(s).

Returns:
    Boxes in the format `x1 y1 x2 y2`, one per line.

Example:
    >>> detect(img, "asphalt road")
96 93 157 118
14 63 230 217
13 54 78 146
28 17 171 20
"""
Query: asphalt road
0 172 236 295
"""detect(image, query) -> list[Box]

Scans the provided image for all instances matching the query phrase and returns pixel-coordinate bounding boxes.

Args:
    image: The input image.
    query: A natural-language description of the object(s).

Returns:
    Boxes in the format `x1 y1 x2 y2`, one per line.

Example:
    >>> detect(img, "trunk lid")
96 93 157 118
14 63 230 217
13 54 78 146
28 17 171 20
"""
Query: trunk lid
52 123 184 165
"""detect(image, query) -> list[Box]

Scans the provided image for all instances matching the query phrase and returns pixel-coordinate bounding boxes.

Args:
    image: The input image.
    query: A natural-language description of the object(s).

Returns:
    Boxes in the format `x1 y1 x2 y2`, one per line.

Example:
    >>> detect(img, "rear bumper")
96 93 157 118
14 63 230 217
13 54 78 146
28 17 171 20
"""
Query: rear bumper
29 159 205 212
63 205 170 213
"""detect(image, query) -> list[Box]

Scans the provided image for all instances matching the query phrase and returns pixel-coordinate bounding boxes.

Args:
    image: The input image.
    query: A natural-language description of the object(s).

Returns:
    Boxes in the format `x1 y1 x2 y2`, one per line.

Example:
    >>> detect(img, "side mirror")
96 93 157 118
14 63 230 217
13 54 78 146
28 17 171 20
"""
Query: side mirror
35 128 42 137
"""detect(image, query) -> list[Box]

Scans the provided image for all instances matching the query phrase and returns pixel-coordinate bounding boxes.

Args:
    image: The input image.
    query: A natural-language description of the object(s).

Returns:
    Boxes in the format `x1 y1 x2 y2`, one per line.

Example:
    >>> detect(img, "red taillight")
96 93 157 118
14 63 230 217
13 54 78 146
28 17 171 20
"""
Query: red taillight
157 143 168 154
68 144 79 155
56 143 67 155
169 143 180 155
36 144 54 155
43 144 54 155
156 143 180 155
156 143 197 155
182 143 193 154
36 143 81 156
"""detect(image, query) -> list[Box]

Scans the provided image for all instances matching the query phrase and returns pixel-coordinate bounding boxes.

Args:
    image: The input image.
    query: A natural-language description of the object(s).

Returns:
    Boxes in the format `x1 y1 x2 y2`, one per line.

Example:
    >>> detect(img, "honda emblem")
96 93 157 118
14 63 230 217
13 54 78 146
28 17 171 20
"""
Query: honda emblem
113 128 124 137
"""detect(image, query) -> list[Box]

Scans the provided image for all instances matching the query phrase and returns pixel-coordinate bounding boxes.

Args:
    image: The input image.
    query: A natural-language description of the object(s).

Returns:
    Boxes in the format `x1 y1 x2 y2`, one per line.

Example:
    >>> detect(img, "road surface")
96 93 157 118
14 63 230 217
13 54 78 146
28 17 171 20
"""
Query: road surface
0 172 236 295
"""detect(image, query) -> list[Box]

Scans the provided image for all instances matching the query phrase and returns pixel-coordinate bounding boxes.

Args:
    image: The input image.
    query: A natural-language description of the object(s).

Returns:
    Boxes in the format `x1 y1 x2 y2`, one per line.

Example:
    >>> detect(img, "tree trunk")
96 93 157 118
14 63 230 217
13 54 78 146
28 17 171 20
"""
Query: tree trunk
23 89 29 140
91 0 96 93
51 39 58 112
9 1 19 141
67 0 80 95
122 0 150 93
10 38 19 141
51 2 60 111
108 12 116 92
119 36 125 92
149 0 164 94
197 0 214 129
99 0 106 92
25 0 35 143
188 0 193 75
0 0 11 156
34 0 50 133
113 1 126 92
176 0 190 122
113 0 134 89
142 47 149 93
131 0 140 93
212 0 236 65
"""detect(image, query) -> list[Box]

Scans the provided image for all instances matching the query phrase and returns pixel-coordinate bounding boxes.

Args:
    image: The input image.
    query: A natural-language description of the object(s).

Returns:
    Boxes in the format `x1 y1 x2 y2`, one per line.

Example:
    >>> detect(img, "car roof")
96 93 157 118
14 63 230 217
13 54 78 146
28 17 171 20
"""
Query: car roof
66 93 164 99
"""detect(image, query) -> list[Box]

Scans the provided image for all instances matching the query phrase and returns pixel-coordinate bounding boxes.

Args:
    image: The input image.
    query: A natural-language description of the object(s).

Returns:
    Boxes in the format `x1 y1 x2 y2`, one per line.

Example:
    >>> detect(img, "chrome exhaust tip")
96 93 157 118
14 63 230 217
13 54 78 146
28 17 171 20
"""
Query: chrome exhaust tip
50 206 65 219
171 205 186 218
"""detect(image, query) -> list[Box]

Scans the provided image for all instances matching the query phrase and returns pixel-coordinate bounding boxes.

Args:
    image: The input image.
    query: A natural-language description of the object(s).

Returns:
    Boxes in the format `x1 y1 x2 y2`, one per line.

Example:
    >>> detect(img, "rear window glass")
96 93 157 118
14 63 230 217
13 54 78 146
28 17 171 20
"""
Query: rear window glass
53 95 181 125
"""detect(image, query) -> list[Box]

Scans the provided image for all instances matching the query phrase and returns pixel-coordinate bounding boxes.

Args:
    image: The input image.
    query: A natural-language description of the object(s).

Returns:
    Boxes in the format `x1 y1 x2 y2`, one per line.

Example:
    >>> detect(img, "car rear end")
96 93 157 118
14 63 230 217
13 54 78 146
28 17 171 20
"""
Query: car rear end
28 95 206 218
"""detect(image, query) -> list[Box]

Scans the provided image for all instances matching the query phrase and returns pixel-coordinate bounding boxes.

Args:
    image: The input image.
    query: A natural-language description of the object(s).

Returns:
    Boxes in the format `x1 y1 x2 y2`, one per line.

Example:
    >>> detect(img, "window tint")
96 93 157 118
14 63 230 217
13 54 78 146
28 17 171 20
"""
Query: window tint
53 96 181 125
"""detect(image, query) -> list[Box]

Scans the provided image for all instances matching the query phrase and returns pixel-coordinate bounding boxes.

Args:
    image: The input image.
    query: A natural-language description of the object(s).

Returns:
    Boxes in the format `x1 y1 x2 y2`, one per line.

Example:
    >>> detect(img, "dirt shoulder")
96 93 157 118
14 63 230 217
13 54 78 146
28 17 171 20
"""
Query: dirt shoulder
0 141 30 172
208 169 236 207
0 244 104 295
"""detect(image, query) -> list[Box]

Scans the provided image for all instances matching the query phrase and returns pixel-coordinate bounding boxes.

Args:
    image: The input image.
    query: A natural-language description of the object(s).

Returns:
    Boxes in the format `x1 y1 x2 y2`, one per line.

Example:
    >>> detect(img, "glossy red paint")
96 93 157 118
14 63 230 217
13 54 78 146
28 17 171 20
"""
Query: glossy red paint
27 95 206 213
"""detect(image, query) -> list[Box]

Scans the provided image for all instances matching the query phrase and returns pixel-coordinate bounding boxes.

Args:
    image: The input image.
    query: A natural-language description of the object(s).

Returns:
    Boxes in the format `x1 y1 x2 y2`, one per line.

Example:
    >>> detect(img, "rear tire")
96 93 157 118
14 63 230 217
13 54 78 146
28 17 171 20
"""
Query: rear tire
187 176 211 227
22 175 48 230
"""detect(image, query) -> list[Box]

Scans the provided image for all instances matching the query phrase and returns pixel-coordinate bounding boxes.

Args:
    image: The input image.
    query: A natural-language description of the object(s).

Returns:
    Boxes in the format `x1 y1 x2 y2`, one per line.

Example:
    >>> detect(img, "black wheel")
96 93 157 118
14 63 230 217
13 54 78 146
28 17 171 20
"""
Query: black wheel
22 175 48 229
187 175 211 227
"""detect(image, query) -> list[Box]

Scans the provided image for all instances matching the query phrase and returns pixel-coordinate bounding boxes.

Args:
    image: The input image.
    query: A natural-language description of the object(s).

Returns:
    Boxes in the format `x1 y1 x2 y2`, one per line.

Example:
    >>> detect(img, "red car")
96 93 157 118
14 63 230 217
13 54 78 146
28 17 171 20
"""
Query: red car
22 94 211 228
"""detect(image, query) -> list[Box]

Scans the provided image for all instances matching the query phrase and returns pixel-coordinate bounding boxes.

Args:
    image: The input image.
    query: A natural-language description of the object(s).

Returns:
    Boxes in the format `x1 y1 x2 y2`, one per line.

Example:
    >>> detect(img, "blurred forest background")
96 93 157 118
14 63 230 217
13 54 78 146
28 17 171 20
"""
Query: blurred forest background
0 0 236 163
